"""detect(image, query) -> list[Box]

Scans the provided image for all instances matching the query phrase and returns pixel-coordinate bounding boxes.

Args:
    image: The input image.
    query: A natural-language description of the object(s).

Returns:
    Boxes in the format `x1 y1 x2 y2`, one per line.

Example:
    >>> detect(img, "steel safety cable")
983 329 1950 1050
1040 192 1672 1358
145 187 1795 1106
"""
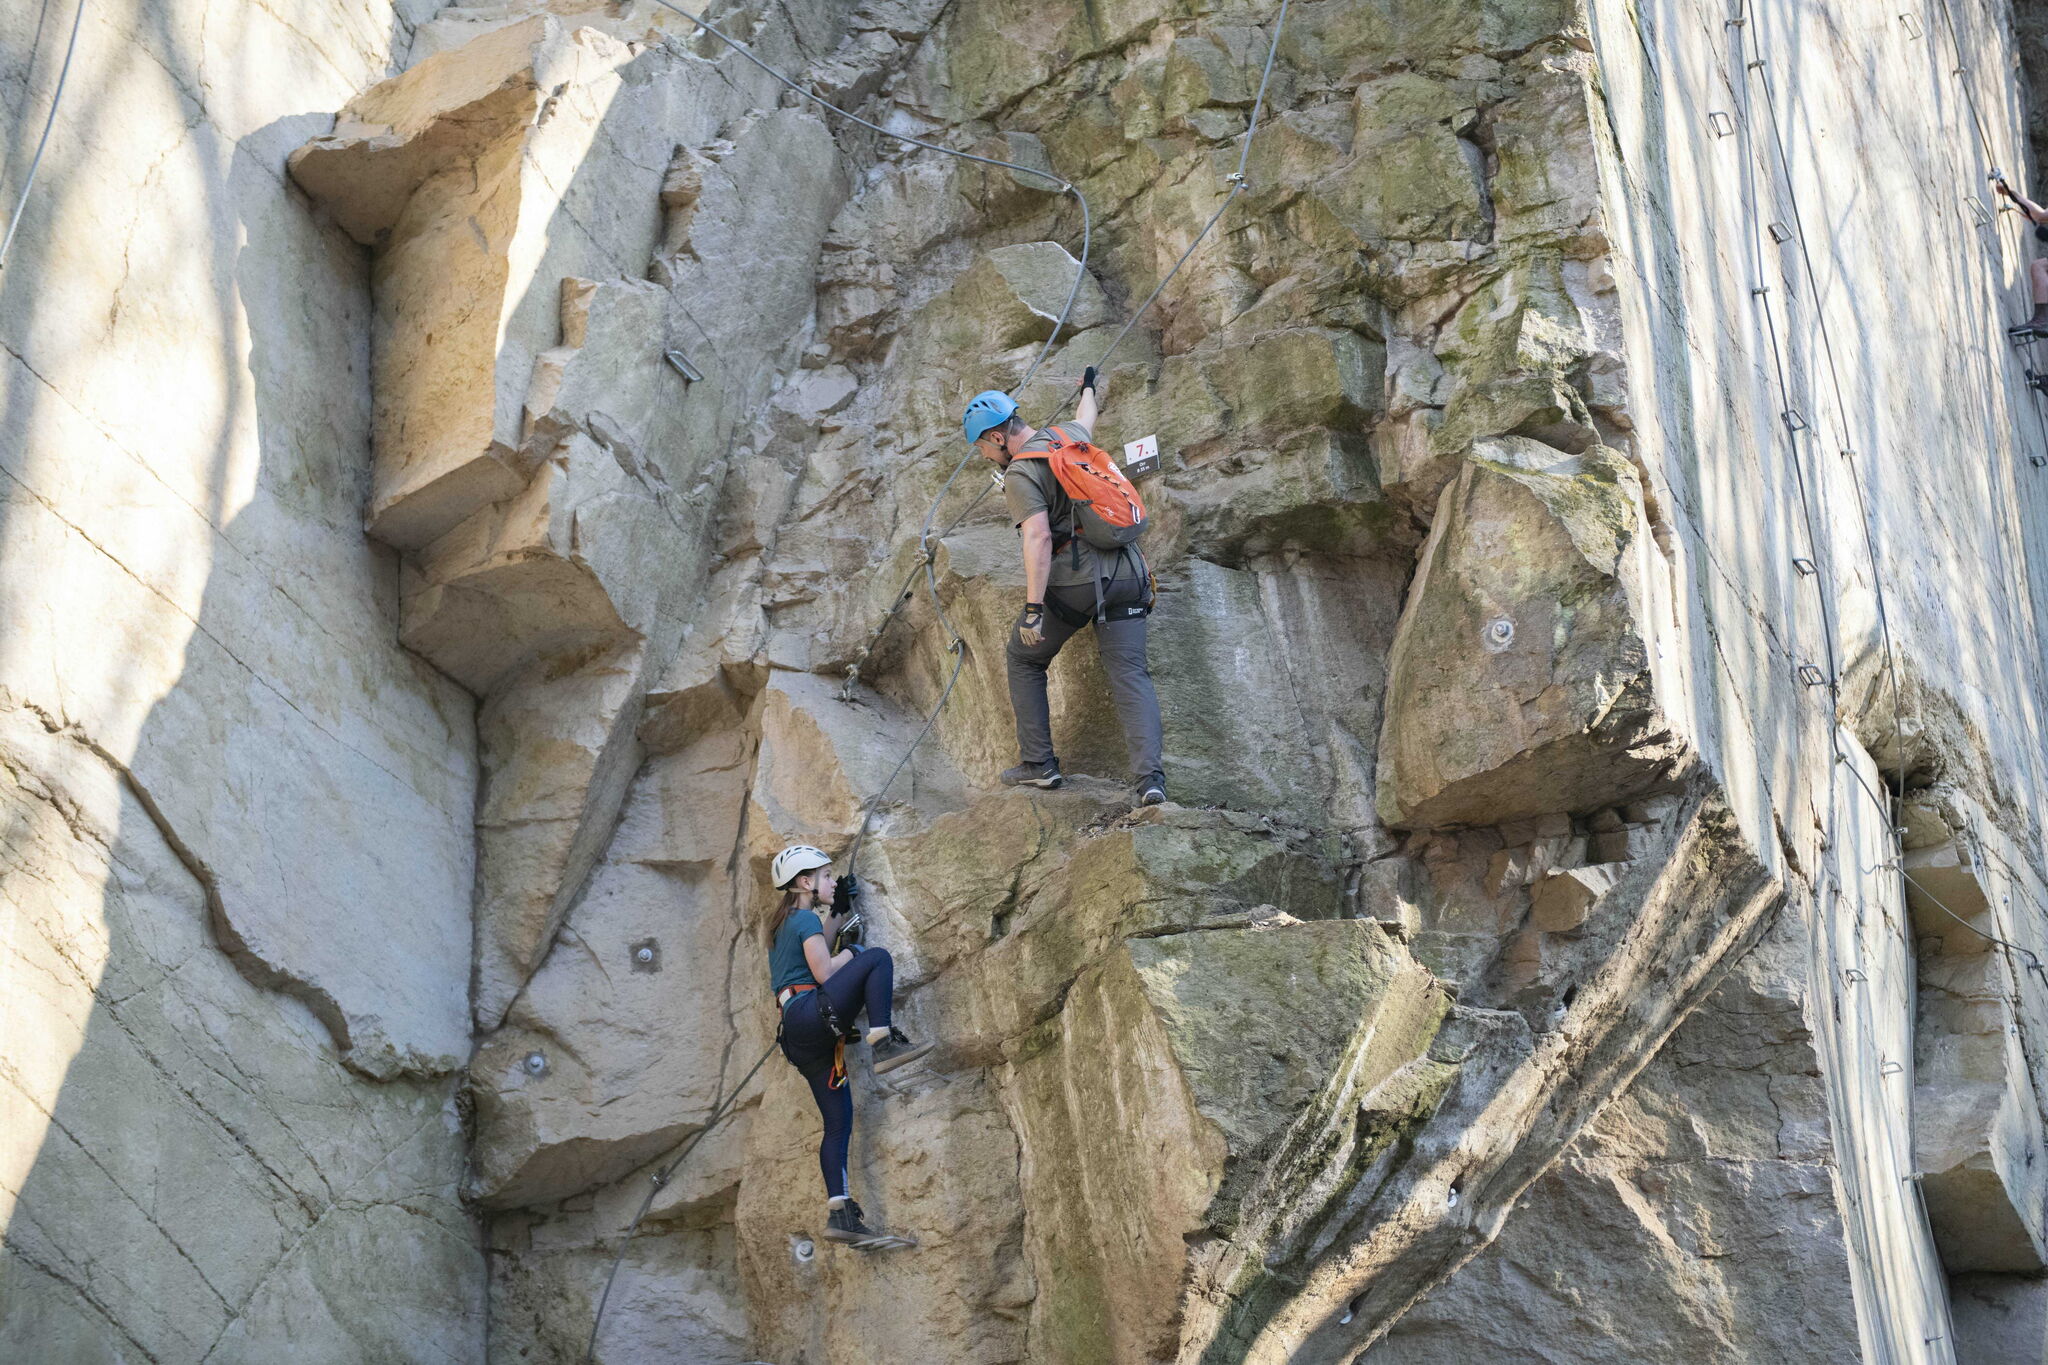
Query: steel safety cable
575 9 1093 1351
1926 0 2001 175
1838 754 2048 971
1724 18 1937 1352
649 0 1092 400
1791 12 2048 916
1742 15 2016 1349
1756 81 2048 1185
583 1038 779 1364
1727 42 1846 720
648 0 1097 619
1749 58 1913 802
0 0 86 274
1922 0 2048 456
1037 0 1293 434
1703 2 2040 979
837 0 1296 881
842 0 1296 706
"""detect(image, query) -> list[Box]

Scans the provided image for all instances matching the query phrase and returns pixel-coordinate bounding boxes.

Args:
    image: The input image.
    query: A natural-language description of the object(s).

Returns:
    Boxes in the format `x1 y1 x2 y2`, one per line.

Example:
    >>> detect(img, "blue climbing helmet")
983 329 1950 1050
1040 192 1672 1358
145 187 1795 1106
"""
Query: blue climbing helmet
962 389 1018 446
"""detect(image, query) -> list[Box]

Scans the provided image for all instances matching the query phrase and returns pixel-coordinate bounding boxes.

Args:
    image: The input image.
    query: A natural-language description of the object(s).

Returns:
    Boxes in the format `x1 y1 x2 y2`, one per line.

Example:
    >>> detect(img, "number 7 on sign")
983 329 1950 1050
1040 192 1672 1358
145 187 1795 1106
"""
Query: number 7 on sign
1121 434 1160 477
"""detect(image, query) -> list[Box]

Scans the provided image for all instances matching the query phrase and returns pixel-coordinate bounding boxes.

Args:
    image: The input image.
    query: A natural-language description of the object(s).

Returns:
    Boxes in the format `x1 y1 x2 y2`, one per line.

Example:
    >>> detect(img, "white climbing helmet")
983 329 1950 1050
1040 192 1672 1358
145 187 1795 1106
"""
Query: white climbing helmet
772 844 832 890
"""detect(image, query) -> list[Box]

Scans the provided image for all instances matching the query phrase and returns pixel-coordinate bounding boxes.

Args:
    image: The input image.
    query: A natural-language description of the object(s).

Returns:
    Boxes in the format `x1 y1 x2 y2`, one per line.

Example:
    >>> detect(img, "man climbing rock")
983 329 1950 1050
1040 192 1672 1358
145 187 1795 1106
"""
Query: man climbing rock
964 373 1167 807
768 844 930 1247
1993 173 2048 336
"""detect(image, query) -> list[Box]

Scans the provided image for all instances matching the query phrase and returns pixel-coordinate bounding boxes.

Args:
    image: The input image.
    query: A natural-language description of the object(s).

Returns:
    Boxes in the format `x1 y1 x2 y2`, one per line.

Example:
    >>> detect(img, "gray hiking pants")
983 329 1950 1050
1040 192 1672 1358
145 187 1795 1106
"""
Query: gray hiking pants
1006 582 1163 783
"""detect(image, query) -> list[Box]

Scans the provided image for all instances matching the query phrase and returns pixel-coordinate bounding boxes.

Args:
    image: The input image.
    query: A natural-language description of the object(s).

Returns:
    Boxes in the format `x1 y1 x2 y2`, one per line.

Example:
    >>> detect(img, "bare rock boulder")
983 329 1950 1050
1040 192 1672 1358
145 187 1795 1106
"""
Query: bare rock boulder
1376 438 1679 829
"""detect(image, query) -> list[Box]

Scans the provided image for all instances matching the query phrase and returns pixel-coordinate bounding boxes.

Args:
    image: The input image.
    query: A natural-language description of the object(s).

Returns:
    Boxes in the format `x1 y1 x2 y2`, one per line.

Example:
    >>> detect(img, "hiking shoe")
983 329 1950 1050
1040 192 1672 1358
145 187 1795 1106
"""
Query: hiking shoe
824 1200 879 1244
1001 759 1063 789
1136 776 1167 807
870 1026 935 1076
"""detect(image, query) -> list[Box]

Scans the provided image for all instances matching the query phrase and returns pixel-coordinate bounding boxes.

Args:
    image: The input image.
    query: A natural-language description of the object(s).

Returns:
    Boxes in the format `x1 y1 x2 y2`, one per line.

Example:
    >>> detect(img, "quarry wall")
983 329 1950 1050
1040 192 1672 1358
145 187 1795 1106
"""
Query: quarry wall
7 0 2048 1362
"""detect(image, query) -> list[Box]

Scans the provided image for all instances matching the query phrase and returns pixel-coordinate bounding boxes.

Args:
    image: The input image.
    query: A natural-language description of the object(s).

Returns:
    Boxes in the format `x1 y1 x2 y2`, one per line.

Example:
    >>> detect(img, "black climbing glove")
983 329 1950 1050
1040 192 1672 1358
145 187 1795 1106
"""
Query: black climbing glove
1017 602 1046 648
830 873 864 952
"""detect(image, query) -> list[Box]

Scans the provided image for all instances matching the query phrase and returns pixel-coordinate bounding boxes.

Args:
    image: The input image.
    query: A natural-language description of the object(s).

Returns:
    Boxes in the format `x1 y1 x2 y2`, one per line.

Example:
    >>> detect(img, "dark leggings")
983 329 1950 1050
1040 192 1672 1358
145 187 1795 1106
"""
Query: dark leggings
801 1067 854 1200
779 947 897 1198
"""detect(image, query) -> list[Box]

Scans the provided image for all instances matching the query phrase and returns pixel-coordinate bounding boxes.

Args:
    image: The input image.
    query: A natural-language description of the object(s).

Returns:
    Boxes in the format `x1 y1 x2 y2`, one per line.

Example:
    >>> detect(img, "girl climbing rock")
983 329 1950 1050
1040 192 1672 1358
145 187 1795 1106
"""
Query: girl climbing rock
768 844 932 1245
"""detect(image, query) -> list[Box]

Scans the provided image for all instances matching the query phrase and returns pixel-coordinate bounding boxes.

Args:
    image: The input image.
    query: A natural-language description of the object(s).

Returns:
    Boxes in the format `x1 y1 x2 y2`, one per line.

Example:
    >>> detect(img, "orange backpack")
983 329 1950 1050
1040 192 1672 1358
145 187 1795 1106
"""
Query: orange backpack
1016 427 1148 556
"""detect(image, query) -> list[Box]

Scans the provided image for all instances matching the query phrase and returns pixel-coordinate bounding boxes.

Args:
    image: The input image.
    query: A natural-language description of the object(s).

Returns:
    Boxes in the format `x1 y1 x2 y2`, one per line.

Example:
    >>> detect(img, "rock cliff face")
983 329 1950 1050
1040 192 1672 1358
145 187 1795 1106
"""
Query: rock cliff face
10 0 2048 1361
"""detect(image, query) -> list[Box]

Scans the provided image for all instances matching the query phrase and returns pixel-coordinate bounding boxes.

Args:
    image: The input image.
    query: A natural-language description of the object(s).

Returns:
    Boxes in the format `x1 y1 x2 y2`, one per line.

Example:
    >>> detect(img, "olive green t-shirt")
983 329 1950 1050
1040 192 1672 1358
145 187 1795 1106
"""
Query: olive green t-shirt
1002 422 1141 590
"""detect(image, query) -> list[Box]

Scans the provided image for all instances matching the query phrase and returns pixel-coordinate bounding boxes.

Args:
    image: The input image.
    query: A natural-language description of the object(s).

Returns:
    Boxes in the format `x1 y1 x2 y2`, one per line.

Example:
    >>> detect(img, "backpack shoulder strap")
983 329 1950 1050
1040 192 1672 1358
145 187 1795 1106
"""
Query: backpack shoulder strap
1016 441 1084 564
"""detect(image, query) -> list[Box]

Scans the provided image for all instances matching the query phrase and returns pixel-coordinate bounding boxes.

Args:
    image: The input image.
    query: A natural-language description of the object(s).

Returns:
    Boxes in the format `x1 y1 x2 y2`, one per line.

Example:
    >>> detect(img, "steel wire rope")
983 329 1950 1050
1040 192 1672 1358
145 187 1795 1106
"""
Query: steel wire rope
1909 0 2048 730
1750 56 1912 800
0 0 86 274
839 0 1294 710
581 4 1296 1348
1678 27 2042 1289
576 8 1093 1353
1754 39 2048 992
1738 5 2047 958
1722 18 1852 924
1035 0 1293 436
1735 10 2028 1350
651 0 1091 398
1714 0 2033 973
839 0 1294 873
583 1039 779 1364
1778 7 2048 966
1715 11 1929 1351
1927 0 2001 174
1924 0 2048 456
1826 7 2048 961
648 0 1095 714
1839 749 2048 972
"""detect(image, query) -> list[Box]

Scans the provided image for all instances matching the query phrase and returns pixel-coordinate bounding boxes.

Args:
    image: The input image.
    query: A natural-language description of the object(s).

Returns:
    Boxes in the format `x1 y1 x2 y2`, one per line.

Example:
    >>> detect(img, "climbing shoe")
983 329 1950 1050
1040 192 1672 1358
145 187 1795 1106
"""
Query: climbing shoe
824 1200 880 1244
1136 775 1167 807
870 1026 935 1076
1001 759 1063 789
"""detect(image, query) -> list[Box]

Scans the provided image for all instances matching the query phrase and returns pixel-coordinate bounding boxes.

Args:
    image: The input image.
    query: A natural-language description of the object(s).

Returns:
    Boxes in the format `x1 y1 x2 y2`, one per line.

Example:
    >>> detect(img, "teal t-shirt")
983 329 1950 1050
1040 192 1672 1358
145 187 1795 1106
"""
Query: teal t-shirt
771 909 825 993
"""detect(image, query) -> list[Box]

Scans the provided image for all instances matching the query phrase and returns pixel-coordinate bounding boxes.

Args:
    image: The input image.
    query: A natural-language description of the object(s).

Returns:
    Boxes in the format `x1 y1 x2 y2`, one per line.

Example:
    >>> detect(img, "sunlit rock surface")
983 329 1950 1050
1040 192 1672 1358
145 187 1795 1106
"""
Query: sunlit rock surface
9 0 2048 1360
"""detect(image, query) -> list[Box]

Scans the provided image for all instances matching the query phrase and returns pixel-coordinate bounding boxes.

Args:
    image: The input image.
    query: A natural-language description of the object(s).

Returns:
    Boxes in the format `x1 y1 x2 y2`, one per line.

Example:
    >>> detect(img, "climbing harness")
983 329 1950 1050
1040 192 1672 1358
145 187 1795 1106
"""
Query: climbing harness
0 0 88 274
